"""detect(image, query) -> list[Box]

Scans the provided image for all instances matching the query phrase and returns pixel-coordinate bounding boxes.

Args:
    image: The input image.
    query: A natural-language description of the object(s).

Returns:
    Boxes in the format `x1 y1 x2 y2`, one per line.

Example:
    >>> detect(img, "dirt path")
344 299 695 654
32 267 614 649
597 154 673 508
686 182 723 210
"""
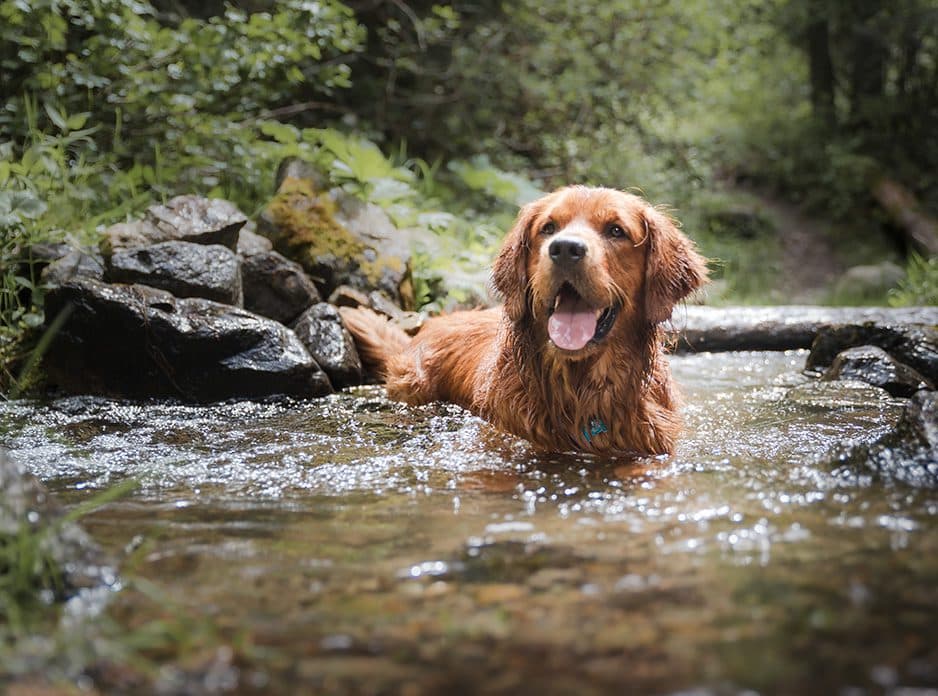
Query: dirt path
748 191 847 303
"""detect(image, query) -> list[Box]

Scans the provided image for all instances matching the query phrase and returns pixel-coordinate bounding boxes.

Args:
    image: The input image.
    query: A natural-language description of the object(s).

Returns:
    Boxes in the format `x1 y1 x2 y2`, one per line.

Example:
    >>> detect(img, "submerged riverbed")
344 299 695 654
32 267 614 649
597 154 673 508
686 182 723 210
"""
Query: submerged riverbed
2 350 936 694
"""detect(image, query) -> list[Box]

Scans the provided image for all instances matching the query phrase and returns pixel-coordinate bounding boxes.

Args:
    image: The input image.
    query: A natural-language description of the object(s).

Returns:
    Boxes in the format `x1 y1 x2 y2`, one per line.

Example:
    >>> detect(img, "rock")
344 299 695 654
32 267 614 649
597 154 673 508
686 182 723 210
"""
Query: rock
145 195 246 250
806 322 938 384
257 176 414 309
292 303 363 389
830 262 905 304
44 280 332 401
676 306 938 353
0 451 112 595
101 219 164 254
236 222 273 256
241 250 320 324
107 241 243 306
40 249 106 287
784 379 899 412
328 285 371 310
275 156 327 193
834 390 938 487
24 242 73 265
101 196 247 255
821 345 932 397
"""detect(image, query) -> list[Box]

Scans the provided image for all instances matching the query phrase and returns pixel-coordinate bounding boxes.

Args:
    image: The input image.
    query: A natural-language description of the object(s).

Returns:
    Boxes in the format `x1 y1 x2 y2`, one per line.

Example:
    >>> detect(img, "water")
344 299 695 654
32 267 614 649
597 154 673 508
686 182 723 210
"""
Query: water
2 350 936 694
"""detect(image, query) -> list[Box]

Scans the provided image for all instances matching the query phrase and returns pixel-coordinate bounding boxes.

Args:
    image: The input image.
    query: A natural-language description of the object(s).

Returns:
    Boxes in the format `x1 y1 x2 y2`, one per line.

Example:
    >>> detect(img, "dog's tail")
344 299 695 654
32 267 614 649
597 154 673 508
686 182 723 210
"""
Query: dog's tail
339 307 411 378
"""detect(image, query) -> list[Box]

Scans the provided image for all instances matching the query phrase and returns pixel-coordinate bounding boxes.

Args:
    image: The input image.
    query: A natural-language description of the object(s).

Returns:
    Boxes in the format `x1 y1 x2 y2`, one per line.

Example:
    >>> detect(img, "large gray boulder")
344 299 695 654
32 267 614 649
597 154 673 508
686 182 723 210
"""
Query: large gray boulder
292 303 363 389
44 280 332 401
40 248 106 287
107 241 243 305
241 250 320 325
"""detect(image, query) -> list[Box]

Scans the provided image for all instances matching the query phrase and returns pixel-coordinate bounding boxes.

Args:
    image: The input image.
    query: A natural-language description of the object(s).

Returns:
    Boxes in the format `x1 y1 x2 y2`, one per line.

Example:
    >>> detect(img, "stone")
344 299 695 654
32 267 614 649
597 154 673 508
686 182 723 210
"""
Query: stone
328 285 425 336
822 345 932 397
241 250 320 324
44 280 332 401
257 175 414 309
107 241 243 306
676 306 938 353
101 219 165 254
40 249 105 287
0 451 112 595
830 262 905 304
292 303 363 389
806 322 938 384
145 195 247 250
236 221 273 256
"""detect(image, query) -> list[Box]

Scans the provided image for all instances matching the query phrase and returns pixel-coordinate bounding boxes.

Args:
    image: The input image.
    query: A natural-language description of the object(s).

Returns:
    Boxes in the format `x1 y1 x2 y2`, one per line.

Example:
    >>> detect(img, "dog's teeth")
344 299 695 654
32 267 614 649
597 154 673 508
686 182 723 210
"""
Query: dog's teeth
554 294 561 310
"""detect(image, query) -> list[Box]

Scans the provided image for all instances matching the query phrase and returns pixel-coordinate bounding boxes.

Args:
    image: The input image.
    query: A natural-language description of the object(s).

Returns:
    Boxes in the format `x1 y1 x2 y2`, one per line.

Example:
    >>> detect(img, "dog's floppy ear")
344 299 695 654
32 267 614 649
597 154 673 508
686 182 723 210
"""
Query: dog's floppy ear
492 201 538 322
643 207 708 324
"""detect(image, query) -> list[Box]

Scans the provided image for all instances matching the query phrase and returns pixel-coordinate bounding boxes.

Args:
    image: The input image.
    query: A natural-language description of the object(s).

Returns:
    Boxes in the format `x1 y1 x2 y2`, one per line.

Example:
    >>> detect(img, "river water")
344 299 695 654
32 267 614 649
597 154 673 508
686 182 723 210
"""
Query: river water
2 350 936 694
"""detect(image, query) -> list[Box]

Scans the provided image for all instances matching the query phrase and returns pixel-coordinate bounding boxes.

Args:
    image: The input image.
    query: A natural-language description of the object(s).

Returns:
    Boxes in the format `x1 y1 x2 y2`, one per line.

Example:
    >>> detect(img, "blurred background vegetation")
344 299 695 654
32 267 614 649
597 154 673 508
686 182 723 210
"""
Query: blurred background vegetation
2 0 937 386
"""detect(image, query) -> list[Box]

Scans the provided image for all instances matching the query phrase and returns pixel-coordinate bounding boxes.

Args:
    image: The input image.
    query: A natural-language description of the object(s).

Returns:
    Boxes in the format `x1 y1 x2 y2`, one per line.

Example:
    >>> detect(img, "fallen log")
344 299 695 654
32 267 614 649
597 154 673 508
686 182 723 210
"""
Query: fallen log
871 177 938 257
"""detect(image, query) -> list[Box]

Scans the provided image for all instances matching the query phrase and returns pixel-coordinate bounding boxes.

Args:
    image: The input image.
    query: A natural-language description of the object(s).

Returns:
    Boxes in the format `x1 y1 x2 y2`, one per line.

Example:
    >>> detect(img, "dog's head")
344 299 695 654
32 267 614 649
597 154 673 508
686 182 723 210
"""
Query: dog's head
492 186 707 357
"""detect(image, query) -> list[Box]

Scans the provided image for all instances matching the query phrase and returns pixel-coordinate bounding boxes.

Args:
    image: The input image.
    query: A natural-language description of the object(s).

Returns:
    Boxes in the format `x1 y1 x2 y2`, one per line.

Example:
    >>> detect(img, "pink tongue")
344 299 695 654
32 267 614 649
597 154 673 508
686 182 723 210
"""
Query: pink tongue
548 294 598 351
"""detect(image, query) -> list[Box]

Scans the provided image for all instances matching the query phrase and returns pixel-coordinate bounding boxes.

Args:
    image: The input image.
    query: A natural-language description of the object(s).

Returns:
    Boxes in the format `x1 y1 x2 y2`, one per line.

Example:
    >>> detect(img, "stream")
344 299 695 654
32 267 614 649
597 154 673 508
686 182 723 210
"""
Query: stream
2 350 936 694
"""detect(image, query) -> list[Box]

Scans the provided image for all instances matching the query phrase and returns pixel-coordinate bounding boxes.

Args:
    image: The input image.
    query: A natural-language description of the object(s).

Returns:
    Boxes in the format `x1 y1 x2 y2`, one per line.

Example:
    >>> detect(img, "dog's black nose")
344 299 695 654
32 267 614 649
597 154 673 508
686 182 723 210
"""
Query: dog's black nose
549 237 587 265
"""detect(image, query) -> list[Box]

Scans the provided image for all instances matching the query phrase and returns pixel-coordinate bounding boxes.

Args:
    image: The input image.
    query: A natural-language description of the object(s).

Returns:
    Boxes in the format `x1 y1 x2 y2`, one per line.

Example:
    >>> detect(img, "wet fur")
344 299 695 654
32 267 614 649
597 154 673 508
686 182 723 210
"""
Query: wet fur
341 186 707 455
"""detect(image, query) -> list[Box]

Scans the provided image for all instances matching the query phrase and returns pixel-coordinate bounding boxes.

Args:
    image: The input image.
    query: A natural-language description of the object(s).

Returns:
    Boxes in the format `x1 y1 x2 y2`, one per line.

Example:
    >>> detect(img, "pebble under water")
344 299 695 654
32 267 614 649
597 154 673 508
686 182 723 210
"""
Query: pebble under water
2 350 936 694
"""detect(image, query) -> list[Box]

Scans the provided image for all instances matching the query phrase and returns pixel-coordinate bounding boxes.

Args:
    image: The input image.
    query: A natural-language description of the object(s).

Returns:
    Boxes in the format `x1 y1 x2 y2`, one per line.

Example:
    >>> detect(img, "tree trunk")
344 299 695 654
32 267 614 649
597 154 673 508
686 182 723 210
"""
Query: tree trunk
807 17 836 128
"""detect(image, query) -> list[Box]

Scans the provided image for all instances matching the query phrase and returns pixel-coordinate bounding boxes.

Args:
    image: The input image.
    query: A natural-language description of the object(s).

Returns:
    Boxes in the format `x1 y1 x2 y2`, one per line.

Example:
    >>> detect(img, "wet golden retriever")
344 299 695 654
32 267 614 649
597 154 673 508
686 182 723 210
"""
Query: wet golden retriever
341 186 707 455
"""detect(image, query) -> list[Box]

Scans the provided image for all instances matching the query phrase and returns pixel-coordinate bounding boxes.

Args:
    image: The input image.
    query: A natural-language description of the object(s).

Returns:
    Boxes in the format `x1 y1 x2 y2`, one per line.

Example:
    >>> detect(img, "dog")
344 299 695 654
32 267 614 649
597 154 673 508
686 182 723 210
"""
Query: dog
340 186 707 455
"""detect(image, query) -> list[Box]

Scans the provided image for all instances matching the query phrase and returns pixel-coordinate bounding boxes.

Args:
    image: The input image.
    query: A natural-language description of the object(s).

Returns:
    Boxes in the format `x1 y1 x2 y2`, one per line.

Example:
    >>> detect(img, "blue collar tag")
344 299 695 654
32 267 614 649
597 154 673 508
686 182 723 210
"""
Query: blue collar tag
582 418 608 443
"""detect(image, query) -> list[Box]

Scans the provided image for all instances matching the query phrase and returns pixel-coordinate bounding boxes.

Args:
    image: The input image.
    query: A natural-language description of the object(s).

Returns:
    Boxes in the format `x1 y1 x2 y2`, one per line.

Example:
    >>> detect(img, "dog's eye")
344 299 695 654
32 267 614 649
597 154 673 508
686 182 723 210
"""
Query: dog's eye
540 221 557 236
606 224 628 239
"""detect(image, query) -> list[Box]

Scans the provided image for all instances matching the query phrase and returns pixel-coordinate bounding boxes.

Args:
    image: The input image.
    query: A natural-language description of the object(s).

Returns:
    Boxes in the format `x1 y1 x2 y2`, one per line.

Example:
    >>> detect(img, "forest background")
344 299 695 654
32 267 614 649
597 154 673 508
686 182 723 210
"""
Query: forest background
2 0 937 387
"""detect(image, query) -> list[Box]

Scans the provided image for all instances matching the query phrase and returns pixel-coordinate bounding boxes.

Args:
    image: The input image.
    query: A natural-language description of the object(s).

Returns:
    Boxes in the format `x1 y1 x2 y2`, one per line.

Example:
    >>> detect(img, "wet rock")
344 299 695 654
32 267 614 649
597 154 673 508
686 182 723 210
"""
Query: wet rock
821 345 932 397
0 452 112 595
237 222 273 256
24 242 73 266
784 379 900 412
677 306 938 353
257 176 414 309
44 280 332 400
241 250 320 324
102 196 247 255
40 249 106 287
107 241 243 306
834 391 938 487
145 195 247 250
806 322 938 384
292 303 363 389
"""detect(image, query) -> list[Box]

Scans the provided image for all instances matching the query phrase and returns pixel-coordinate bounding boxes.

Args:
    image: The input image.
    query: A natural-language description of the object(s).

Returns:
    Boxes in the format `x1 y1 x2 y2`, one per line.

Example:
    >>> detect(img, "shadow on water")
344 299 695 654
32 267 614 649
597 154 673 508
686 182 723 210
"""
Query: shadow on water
2 350 936 694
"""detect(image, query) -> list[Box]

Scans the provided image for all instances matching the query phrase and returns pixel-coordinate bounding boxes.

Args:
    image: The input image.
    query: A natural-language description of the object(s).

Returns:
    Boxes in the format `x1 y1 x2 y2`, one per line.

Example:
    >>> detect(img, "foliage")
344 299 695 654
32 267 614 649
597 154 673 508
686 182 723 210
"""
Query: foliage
890 255 938 307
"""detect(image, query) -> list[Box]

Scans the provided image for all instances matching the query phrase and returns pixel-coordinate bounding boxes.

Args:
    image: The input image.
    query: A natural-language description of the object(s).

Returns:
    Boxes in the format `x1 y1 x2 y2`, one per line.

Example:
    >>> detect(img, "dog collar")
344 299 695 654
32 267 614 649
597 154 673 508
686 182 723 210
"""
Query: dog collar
582 418 608 443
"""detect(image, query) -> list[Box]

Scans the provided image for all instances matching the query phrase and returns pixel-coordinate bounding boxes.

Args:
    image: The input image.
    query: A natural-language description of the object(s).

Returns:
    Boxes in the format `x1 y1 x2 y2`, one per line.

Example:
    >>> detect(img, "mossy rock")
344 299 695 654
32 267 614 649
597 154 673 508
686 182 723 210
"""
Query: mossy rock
258 177 414 310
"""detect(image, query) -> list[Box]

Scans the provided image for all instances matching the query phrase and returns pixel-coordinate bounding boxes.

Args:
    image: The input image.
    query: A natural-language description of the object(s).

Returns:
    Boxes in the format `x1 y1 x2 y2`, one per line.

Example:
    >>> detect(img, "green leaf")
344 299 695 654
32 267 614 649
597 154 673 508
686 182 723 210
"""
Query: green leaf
259 120 300 144
44 102 67 131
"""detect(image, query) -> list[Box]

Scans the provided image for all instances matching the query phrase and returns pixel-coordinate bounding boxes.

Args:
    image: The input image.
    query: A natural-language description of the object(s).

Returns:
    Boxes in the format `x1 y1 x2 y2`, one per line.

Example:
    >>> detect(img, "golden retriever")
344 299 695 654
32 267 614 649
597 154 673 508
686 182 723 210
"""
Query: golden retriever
340 186 707 455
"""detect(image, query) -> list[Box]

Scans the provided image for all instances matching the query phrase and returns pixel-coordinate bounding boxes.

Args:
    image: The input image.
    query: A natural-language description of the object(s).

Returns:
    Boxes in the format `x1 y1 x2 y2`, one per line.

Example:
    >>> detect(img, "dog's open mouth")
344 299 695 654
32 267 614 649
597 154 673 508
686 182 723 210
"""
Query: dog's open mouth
547 283 619 351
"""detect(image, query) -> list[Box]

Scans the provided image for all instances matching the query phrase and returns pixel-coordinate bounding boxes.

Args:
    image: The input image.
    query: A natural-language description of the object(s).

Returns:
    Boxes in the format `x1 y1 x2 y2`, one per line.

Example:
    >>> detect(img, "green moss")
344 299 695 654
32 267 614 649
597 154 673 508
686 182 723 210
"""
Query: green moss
264 177 411 306
265 177 364 264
